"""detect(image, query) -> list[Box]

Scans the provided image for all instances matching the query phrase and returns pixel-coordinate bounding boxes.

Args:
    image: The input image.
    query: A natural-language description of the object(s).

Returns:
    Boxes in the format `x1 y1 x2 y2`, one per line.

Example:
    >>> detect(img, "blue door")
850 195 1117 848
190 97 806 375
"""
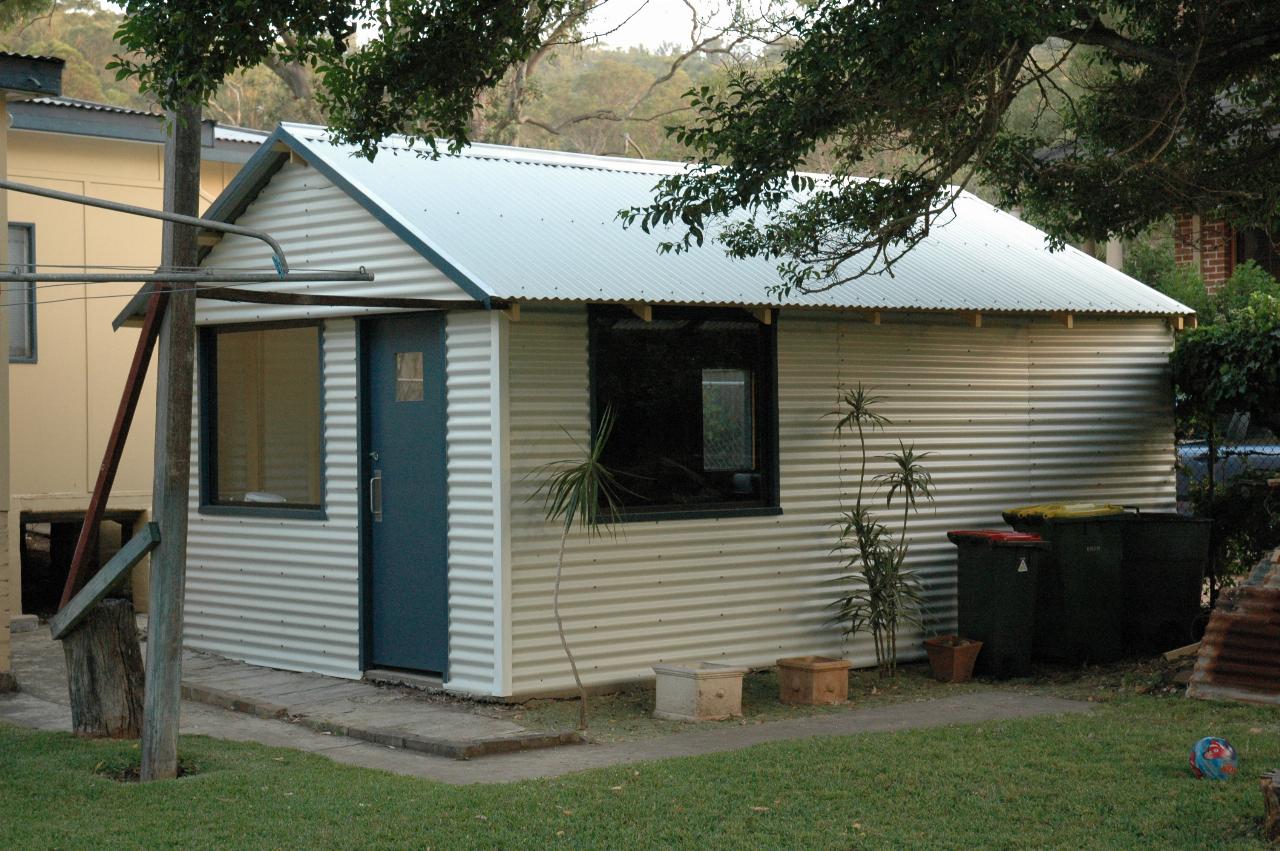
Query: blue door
363 313 448 674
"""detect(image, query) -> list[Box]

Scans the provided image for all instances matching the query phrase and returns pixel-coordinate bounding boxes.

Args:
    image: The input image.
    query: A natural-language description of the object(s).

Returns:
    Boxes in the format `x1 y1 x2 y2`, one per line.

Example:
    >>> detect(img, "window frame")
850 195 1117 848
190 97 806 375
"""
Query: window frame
587 305 782 523
7 222 37 364
197 319 328 520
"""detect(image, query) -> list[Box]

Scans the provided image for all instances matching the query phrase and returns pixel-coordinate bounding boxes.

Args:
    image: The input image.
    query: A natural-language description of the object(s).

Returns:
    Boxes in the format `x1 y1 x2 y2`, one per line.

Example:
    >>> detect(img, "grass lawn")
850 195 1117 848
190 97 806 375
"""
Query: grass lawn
2 693 1276 849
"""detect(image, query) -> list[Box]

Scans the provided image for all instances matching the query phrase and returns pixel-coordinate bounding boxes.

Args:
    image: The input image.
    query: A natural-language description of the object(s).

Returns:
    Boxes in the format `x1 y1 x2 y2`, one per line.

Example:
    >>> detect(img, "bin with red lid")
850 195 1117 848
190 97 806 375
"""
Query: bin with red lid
948 529 1049 679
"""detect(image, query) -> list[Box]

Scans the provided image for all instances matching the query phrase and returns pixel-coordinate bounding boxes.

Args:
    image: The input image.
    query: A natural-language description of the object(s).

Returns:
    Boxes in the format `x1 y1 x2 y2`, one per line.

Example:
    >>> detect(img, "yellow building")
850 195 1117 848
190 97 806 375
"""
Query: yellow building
4 96 262 621
2 52 64 686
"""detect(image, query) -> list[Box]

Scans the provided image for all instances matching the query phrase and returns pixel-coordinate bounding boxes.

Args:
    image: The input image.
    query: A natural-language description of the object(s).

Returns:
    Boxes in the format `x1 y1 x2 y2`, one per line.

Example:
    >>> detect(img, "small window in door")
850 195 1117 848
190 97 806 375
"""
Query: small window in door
395 352 424 401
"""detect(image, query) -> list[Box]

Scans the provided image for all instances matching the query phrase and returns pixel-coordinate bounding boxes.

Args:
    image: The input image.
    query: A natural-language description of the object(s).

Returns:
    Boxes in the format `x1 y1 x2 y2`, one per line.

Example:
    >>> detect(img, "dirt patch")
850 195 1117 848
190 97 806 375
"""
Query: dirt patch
93 758 199 783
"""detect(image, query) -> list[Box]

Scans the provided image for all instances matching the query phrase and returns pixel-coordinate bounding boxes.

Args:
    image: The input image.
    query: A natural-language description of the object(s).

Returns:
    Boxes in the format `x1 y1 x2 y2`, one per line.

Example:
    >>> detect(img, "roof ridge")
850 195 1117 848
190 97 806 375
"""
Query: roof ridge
281 121 687 177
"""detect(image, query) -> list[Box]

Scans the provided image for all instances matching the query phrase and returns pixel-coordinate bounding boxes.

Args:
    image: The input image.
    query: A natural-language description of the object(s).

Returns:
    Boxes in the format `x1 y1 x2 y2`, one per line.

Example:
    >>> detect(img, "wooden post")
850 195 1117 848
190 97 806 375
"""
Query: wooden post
1263 769 1280 843
63 598 145 738
140 103 202 782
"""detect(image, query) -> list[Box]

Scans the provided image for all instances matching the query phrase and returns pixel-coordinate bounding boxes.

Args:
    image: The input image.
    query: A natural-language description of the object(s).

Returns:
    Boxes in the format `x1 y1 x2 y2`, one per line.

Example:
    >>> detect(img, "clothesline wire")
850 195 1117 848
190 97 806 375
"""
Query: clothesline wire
0 277 334 309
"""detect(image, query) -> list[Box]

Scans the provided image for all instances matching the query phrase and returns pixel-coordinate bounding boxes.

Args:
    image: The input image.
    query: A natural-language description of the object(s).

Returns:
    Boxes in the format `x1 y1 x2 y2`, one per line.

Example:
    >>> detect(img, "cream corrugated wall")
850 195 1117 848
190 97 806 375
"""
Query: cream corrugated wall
443 311 509 694
199 161 471 325
506 306 1176 696
185 319 362 676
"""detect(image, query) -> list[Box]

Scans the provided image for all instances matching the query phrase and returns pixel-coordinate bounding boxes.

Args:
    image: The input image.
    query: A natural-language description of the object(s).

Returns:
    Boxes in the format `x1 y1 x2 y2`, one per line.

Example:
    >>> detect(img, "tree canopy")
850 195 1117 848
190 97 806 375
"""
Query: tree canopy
628 1 1280 295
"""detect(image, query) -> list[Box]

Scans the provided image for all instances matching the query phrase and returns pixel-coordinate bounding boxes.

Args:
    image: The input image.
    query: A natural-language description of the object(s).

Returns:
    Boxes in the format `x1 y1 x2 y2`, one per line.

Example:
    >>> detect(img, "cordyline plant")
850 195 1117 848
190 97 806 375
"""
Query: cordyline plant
530 407 623 731
829 385 935 677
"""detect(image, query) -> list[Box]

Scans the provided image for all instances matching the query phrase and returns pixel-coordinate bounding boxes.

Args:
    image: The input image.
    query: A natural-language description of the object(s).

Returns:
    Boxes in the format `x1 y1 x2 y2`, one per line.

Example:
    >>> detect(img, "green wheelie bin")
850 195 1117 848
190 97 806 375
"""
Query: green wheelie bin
1003 503 1126 664
1119 511 1211 654
949 530 1049 679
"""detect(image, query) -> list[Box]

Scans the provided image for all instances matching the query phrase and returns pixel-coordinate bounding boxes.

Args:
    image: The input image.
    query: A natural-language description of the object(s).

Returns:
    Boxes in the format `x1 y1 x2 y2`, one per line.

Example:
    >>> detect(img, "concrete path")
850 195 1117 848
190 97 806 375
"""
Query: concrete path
7 625 572 759
2 627 1094 785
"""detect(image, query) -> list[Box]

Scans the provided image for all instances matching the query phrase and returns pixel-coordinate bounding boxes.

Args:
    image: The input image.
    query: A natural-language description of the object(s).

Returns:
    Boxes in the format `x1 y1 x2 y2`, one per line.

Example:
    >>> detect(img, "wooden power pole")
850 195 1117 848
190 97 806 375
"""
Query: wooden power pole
141 103 203 781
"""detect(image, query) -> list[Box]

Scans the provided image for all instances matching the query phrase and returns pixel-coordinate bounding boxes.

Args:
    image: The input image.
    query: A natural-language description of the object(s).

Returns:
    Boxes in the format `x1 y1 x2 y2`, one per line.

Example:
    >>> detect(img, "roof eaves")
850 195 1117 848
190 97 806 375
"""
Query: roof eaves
0 52 63 96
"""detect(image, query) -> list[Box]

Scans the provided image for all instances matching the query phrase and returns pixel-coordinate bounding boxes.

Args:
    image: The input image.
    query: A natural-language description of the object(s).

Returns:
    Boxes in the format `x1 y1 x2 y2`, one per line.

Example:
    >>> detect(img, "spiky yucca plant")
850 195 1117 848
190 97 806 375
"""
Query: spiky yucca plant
530 407 623 730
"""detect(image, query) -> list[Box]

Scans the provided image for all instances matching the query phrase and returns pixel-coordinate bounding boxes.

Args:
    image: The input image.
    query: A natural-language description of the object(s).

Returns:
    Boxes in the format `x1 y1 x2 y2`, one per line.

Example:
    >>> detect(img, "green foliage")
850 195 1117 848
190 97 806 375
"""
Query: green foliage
828 385 933 677
0 0 54 30
0 1 322 126
1126 237 1280 325
109 0 344 108
625 1 1280 296
316 2 570 156
1186 468 1280 588
0 1 150 109
1171 292 1280 438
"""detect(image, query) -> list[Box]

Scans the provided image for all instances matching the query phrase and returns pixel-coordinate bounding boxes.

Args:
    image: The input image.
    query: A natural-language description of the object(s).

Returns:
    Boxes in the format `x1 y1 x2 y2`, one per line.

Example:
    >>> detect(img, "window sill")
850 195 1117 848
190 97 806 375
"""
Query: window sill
611 505 783 524
198 504 327 521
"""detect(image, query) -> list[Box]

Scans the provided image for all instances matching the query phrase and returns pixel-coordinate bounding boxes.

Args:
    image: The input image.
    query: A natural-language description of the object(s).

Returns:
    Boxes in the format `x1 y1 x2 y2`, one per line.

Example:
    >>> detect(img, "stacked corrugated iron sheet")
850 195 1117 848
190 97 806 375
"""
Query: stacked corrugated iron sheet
1188 549 1280 705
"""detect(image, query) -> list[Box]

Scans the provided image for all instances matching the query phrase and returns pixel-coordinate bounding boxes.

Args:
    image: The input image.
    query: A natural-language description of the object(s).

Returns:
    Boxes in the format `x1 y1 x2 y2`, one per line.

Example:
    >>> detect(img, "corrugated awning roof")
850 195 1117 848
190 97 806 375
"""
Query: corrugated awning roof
228 123 1195 315
9 96 265 157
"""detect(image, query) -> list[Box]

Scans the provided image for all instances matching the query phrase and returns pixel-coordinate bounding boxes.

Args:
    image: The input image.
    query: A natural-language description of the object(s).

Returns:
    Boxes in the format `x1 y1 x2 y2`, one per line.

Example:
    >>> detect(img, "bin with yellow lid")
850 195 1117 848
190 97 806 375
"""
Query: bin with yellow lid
1001 503 1126 524
1003 502 1126 664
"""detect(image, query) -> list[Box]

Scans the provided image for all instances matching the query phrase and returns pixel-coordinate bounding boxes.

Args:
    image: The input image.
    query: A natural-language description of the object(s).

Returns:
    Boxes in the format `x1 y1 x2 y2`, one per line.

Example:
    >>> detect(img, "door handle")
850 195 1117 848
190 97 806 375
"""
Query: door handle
369 469 383 523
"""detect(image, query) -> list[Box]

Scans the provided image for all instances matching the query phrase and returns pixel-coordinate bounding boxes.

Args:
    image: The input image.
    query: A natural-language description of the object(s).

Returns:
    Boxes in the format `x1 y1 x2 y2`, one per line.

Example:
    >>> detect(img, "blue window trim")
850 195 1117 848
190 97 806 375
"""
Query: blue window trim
197 319 328 520
7 222 37 364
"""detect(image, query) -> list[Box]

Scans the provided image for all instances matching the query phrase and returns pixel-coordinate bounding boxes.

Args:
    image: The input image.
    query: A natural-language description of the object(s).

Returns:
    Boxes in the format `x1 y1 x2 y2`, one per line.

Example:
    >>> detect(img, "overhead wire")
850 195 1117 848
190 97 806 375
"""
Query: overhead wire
0 276 348 310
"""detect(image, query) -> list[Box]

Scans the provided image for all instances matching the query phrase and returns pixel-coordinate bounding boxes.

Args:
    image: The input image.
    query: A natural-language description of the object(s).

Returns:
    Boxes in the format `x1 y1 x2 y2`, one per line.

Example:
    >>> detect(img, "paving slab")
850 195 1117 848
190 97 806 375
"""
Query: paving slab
9 626 578 760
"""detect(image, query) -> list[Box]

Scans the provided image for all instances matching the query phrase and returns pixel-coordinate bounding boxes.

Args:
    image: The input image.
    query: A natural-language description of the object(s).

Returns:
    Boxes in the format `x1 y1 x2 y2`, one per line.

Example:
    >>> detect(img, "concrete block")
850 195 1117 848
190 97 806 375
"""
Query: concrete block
653 661 749 722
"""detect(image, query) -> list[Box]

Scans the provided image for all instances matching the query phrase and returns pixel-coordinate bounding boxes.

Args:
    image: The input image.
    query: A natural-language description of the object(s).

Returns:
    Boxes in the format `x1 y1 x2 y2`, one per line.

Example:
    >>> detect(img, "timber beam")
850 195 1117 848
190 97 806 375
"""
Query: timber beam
198 287 508 311
49 523 161 641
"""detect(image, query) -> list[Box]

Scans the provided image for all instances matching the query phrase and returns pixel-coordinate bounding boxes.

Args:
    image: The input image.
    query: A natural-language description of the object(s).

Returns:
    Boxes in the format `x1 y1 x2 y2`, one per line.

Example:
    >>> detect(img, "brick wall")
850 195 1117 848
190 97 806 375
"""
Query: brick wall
1174 213 1235 293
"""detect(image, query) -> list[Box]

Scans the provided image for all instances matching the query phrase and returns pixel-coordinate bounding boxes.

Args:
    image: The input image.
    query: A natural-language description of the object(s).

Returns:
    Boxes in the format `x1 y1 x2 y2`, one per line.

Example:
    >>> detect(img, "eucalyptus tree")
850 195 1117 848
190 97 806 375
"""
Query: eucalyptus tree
627 1 1280 295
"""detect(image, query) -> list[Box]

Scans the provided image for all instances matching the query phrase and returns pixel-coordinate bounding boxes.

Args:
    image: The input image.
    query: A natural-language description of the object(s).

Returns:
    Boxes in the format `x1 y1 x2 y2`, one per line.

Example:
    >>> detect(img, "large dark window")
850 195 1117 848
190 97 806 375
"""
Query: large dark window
1236 227 1280 280
200 322 324 514
589 306 779 519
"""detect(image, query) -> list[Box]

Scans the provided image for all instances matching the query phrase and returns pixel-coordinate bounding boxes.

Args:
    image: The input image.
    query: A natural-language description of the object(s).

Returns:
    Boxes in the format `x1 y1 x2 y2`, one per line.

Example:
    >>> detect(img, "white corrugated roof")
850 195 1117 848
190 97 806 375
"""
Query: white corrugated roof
20 96 267 144
277 123 1191 315
214 124 269 144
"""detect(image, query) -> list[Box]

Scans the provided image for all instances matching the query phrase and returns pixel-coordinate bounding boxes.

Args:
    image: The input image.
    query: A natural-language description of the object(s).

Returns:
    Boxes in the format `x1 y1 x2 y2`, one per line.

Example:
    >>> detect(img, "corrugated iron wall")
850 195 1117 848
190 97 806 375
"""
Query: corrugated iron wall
506 306 1177 696
443 311 508 694
198 161 472 325
185 319 362 677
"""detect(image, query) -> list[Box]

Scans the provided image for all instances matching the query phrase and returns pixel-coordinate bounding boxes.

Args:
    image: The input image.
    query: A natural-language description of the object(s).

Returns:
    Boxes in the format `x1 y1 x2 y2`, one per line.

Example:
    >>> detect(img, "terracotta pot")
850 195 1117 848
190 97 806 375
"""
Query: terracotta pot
776 656 851 705
923 636 983 683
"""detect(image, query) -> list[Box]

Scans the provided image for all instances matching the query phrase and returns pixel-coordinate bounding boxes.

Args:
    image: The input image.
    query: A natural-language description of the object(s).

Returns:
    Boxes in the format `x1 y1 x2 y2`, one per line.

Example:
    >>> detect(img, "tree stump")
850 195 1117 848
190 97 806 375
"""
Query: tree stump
1263 769 1280 844
62 597 145 738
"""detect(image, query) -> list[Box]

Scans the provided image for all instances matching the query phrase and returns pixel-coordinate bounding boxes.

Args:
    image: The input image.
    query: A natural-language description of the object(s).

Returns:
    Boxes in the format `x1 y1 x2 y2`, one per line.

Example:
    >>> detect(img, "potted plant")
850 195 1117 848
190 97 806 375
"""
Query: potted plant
829 385 934 678
923 634 983 683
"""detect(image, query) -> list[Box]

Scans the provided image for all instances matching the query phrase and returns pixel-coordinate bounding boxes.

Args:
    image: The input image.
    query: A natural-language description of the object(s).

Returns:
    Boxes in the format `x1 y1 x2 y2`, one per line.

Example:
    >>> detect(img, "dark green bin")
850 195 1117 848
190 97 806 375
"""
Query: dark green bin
1003 506 1126 664
949 530 1048 679
1119 512 1211 654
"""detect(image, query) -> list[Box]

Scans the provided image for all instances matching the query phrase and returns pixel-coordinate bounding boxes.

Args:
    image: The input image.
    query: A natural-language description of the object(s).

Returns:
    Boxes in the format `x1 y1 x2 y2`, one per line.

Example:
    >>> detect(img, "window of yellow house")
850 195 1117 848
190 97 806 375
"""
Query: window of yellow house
200 322 324 514
6 223 36 363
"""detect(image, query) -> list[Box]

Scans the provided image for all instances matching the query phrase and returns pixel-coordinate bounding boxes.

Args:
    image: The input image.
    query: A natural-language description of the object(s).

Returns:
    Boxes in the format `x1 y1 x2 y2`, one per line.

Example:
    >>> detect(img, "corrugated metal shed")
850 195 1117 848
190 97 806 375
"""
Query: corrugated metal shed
505 306 1177 696
274 123 1192 316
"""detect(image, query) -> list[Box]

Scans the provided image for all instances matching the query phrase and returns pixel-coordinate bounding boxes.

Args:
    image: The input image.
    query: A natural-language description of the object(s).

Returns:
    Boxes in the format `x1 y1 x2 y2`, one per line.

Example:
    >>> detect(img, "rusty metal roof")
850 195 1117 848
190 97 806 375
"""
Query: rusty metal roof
1188 549 1280 705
